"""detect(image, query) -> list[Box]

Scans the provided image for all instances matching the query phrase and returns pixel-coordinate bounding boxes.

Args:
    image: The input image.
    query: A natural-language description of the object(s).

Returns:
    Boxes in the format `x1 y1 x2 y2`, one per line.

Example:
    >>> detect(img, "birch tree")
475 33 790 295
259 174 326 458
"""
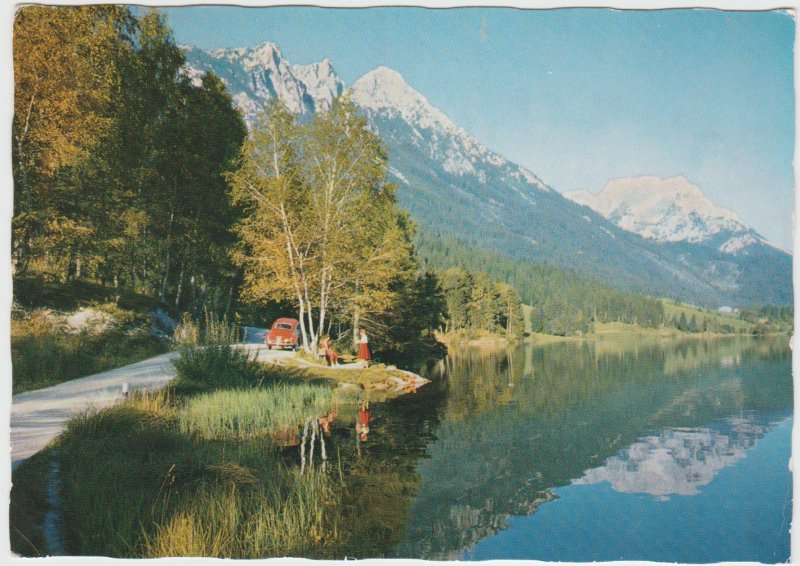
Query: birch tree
301 100 398 348
229 98 403 352
229 101 317 349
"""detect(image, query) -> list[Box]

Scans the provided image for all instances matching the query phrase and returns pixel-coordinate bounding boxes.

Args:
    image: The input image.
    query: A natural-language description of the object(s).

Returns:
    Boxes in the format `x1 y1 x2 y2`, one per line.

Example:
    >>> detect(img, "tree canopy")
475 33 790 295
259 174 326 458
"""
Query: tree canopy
13 6 247 315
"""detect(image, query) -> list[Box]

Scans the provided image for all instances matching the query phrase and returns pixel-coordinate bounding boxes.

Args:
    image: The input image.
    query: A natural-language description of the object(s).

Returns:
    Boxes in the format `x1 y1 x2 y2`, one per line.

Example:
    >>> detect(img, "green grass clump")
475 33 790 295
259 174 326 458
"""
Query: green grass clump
172 314 262 392
173 345 262 391
142 467 338 558
179 383 334 441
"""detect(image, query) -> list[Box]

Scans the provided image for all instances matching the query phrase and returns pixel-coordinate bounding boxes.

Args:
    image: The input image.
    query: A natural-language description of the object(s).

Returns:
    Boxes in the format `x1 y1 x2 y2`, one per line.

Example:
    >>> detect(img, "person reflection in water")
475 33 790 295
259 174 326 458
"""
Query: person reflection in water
355 401 370 441
318 408 336 436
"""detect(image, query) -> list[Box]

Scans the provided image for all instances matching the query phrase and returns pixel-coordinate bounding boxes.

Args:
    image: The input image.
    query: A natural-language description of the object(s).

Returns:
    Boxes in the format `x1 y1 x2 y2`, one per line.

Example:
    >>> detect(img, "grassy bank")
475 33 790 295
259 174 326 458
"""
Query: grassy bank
279 357 429 402
11 330 421 558
592 321 683 337
12 306 168 394
526 321 776 345
53 390 342 558
12 342 346 557
12 275 174 394
662 299 757 334
179 384 334 441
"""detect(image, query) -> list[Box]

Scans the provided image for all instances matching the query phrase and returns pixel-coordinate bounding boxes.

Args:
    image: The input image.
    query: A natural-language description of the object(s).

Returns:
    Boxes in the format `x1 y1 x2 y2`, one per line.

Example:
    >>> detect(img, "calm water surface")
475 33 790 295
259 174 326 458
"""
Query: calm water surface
327 337 792 562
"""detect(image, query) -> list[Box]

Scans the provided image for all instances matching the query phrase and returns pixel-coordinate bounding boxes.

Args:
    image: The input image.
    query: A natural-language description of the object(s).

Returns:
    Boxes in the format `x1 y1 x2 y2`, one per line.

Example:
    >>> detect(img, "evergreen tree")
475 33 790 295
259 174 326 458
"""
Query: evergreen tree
677 312 688 332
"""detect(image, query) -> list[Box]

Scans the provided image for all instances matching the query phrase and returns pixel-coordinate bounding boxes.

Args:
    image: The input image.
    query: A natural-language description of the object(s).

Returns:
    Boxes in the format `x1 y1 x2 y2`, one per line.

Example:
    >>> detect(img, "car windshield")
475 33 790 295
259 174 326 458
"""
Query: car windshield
275 323 293 330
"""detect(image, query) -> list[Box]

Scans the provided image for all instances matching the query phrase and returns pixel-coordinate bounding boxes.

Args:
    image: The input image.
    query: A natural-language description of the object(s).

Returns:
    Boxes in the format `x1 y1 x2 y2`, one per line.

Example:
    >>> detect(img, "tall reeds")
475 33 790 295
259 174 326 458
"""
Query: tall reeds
56 379 342 557
46 308 358 558
142 468 339 558
179 384 333 440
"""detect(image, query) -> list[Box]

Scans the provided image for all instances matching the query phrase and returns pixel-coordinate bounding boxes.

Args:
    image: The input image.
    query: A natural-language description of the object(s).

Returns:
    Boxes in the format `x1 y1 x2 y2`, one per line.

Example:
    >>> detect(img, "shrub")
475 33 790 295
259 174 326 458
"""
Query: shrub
173 345 262 391
171 312 258 391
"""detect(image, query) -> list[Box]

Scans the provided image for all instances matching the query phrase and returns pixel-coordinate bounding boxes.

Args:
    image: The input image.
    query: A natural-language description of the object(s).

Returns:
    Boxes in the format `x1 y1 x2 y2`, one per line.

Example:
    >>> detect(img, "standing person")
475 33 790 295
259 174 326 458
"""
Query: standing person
356 327 371 367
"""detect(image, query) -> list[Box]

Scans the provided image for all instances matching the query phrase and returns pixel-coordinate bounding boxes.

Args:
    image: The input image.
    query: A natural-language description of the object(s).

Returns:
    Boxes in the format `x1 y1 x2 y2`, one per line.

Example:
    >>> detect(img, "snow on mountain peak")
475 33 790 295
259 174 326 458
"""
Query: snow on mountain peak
241 42 284 70
183 43 344 115
183 46 549 193
350 66 548 190
350 66 460 133
292 59 344 111
566 175 759 251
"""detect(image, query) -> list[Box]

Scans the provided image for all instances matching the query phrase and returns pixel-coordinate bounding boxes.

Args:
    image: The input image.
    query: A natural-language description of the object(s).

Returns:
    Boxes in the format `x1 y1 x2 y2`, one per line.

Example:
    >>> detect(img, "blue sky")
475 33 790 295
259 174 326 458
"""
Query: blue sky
162 7 795 249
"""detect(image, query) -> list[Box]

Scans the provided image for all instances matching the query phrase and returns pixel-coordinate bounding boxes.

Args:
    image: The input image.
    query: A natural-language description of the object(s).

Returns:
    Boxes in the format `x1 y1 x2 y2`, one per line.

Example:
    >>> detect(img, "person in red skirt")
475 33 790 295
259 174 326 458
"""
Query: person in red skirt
356 327 371 367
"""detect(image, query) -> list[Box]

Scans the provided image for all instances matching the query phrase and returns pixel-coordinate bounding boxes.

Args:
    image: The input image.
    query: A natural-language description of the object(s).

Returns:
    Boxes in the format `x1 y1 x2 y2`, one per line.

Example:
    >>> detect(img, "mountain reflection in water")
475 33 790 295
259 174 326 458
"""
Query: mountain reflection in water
574 414 782 499
331 336 791 561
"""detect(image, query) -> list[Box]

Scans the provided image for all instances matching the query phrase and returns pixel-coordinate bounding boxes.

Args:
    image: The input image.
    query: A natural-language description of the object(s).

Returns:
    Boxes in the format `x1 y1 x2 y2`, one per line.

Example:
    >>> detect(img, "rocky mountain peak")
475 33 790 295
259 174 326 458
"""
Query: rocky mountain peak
350 66 460 133
292 59 344 111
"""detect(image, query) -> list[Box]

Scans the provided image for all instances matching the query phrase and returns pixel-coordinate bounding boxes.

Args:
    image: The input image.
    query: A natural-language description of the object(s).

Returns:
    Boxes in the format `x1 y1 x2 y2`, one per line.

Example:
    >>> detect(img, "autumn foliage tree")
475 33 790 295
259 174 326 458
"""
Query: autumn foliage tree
12 5 130 272
13 6 246 314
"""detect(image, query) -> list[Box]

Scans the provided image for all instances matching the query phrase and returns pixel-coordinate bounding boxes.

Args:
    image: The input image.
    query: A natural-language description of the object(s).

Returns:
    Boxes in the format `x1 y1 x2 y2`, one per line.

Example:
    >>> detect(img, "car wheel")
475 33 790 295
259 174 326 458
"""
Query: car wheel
266 344 272 350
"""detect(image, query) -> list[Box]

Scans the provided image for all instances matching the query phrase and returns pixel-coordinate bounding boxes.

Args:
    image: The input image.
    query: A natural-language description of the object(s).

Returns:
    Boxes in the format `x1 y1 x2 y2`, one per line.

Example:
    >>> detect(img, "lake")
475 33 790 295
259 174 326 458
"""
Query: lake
326 336 792 562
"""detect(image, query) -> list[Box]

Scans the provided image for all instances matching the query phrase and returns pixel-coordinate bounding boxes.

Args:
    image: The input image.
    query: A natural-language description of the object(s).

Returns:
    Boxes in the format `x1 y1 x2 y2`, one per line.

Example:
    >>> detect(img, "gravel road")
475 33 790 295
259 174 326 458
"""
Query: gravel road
10 327 288 468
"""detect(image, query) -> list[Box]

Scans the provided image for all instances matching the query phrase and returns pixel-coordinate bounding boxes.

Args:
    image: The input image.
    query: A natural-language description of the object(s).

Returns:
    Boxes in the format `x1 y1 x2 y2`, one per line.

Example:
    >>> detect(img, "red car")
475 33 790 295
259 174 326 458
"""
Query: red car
265 318 302 350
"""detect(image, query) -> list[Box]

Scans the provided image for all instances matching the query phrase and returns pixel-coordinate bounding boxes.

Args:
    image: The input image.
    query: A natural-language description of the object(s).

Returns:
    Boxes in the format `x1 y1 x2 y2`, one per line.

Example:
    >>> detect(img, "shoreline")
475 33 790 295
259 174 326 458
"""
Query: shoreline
438 327 790 351
266 353 430 402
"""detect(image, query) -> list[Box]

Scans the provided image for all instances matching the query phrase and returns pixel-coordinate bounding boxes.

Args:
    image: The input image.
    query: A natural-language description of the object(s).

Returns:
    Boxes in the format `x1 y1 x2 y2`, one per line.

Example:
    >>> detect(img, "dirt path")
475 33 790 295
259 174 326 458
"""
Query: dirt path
10 327 283 469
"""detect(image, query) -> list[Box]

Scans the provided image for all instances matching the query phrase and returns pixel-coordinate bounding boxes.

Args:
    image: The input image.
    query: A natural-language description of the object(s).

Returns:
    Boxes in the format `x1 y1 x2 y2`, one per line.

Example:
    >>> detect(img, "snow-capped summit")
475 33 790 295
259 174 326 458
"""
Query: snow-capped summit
349 66 548 190
292 59 344 112
238 42 284 71
565 176 773 254
350 67 462 134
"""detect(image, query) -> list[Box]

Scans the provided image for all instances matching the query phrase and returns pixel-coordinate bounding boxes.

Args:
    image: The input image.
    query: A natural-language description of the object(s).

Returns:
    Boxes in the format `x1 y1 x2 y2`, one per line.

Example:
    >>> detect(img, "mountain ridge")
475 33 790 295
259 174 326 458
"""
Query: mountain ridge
182 44 792 307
